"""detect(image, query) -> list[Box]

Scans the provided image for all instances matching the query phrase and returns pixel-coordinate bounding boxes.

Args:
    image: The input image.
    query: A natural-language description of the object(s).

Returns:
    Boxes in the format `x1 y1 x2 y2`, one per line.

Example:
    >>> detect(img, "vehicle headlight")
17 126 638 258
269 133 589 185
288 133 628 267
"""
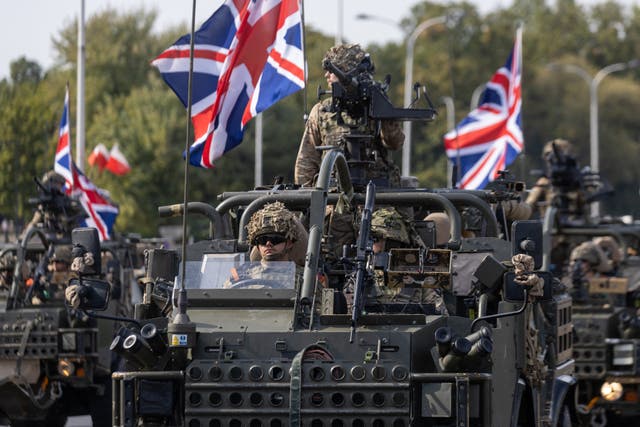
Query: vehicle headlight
612 343 635 367
600 381 623 401
61 332 76 352
57 359 75 377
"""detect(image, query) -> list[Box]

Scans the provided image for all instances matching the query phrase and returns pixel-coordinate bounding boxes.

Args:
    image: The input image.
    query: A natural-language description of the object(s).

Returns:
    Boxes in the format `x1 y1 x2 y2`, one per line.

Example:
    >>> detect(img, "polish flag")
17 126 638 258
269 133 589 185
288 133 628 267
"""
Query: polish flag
105 144 131 175
88 143 110 171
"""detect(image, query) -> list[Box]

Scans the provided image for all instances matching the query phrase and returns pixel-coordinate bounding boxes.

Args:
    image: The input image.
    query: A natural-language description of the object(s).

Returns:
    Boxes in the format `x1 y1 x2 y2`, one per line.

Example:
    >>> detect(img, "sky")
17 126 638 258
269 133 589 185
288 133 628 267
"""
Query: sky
0 0 633 80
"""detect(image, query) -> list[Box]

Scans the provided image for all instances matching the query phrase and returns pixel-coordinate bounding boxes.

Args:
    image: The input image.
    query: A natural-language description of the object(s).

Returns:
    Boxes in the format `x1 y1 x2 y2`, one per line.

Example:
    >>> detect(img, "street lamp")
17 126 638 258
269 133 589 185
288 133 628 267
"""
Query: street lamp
547 59 640 217
402 16 448 177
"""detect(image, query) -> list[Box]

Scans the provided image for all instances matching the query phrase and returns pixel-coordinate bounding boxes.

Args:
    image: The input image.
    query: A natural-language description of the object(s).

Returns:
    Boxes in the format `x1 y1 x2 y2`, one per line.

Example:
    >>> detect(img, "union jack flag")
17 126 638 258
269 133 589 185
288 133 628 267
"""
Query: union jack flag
444 27 523 189
54 85 73 189
53 88 119 241
152 0 305 168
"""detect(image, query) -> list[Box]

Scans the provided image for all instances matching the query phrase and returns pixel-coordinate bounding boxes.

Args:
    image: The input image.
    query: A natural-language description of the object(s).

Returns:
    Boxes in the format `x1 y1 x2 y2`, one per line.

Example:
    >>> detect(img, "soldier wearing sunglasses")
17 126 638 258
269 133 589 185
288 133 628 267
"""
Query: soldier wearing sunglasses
225 202 301 289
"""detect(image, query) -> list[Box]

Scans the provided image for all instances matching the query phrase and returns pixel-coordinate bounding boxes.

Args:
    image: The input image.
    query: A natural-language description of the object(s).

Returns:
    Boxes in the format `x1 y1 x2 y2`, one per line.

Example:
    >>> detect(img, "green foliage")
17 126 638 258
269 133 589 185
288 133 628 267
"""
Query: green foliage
1 1 640 236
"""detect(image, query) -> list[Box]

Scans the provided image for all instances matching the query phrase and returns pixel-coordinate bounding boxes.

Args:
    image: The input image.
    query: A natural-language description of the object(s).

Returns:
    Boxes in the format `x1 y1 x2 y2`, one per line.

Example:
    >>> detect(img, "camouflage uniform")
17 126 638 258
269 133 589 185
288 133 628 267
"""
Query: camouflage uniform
368 208 448 314
294 44 404 187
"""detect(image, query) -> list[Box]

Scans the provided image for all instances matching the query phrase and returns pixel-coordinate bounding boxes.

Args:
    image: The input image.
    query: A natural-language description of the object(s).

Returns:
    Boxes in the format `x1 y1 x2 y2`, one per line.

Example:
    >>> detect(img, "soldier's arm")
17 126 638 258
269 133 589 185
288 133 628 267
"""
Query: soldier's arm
525 176 550 205
294 103 323 186
380 119 404 150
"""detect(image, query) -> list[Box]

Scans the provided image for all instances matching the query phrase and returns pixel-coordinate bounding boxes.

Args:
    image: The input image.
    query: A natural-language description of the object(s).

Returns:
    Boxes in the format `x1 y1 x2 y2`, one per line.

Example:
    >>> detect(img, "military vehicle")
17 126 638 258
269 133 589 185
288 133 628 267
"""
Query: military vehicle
541 203 640 426
0 177 145 427
69 150 576 426
526 143 640 426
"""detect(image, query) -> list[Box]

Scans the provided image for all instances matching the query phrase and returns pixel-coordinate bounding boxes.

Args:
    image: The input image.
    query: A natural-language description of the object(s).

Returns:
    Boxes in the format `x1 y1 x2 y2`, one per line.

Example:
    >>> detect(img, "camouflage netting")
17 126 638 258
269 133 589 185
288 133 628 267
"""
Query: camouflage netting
246 201 299 245
371 207 410 244
322 43 371 73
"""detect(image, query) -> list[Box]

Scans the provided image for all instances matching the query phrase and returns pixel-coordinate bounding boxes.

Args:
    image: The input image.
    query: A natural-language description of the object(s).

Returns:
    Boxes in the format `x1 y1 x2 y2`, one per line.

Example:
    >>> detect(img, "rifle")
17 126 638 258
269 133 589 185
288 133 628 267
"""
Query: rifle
349 181 376 343
24 244 55 305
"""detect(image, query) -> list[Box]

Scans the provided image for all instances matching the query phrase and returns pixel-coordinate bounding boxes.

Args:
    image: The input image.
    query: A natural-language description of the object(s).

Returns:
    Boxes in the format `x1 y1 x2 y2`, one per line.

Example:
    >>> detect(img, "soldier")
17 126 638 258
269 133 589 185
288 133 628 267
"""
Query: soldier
368 207 448 314
294 43 404 188
526 138 585 220
566 240 611 301
225 202 304 288
21 170 85 239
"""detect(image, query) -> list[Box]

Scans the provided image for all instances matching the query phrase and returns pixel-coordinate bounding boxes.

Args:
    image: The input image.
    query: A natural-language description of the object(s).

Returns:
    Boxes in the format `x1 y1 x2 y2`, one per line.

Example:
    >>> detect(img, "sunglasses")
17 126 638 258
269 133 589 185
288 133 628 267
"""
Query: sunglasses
255 234 287 246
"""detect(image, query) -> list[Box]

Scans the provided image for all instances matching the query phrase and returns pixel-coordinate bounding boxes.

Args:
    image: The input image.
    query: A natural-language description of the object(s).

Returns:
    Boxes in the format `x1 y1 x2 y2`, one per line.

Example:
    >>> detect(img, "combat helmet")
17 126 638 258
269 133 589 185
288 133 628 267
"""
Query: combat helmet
52 245 73 265
371 208 410 244
570 241 611 273
323 43 373 74
594 236 623 266
246 202 299 245
542 138 574 160
41 170 66 192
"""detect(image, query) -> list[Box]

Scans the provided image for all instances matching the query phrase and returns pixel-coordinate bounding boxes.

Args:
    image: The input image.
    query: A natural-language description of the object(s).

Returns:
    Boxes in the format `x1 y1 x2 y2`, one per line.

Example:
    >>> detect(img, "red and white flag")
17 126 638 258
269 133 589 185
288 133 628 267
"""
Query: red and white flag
105 144 131 176
88 143 110 171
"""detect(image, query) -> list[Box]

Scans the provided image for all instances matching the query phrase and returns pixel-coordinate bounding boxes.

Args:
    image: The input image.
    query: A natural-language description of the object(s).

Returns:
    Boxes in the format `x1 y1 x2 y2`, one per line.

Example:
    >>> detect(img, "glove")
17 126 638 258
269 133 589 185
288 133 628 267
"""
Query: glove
65 284 86 309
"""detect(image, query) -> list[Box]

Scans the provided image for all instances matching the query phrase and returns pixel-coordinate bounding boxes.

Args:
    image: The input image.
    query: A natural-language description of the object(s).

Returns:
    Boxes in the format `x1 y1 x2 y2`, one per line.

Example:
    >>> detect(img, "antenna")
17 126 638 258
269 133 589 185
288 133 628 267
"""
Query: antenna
167 0 197 361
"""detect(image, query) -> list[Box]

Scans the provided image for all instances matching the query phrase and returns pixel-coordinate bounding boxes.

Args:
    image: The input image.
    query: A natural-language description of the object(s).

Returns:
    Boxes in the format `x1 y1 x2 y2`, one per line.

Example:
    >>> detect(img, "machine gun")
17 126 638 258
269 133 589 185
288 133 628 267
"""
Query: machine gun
349 181 376 343
546 143 613 213
320 58 436 188
484 170 525 203
321 57 437 124
28 177 86 233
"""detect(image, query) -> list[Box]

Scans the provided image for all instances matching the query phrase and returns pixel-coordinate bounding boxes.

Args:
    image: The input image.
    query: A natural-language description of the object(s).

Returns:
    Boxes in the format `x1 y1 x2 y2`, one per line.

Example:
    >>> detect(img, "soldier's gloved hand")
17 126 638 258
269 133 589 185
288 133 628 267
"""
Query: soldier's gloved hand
65 284 86 309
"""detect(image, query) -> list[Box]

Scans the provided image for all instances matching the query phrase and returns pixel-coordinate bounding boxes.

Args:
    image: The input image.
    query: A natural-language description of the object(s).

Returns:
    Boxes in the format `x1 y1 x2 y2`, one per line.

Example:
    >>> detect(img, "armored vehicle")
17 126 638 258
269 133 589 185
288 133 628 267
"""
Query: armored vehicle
541 204 640 426
0 178 144 427
72 152 576 426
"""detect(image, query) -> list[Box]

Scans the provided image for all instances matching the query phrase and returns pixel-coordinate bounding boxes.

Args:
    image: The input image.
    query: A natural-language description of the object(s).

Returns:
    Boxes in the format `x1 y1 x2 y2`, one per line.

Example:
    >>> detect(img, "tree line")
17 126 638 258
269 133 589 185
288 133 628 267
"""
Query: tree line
1 0 639 238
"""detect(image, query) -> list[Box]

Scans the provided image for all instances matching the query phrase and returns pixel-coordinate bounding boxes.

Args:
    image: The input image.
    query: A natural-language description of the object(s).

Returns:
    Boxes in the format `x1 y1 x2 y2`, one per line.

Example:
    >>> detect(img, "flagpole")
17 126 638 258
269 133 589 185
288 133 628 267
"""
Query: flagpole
76 0 86 170
255 114 263 187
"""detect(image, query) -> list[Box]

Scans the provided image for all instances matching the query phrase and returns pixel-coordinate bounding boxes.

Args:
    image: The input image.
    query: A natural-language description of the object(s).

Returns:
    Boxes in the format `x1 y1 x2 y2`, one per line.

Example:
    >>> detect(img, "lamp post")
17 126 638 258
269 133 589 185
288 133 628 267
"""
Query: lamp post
402 16 448 177
548 60 640 217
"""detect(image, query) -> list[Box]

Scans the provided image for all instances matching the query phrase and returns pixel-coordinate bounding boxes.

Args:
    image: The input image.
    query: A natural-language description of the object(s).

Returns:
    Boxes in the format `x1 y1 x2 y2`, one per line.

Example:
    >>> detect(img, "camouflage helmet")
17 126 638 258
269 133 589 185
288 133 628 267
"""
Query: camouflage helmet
0 252 15 271
371 208 410 244
542 138 574 159
323 43 372 74
52 245 72 264
570 241 611 273
594 236 623 265
41 170 66 191
246 202 298 245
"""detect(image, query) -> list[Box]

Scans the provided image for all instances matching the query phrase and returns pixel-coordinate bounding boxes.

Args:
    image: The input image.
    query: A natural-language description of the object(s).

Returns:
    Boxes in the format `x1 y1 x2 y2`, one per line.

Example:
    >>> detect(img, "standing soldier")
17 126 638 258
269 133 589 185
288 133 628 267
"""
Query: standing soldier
526 138 586 220
294 43 404 188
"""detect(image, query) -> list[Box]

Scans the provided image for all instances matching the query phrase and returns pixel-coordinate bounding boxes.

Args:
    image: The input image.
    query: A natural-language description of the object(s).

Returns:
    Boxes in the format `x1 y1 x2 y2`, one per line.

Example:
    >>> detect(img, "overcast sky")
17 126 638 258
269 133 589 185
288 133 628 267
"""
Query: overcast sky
0 0 633 80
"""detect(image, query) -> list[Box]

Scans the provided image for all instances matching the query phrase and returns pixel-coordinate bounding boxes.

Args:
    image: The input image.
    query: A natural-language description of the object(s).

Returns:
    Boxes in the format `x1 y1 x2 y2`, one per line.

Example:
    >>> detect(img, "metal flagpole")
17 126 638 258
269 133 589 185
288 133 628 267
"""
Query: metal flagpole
76 0 85 170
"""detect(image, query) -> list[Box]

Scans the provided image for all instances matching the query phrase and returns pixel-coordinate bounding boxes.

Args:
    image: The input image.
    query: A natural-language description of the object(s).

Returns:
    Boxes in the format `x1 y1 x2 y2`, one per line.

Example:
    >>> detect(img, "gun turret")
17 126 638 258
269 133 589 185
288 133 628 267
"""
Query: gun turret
322 59 436 123
349 181 376 343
